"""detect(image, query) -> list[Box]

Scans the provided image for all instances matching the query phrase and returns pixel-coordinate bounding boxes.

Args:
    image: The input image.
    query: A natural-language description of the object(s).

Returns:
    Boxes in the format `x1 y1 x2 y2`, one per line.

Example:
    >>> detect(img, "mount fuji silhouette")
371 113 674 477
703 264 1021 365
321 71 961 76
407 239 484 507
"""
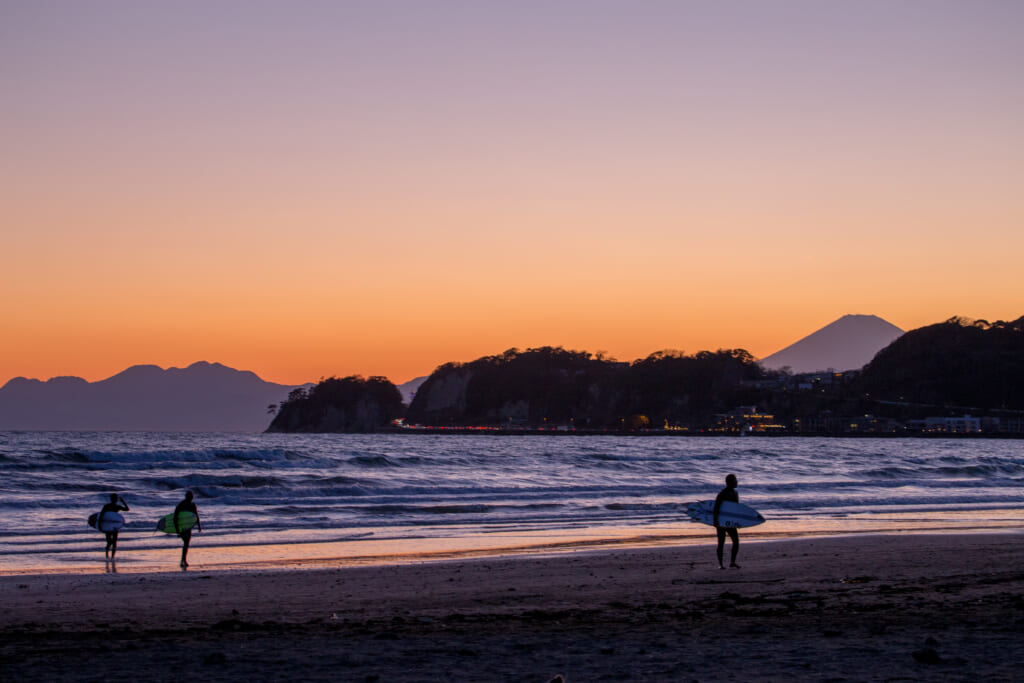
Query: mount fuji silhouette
758 314 905 374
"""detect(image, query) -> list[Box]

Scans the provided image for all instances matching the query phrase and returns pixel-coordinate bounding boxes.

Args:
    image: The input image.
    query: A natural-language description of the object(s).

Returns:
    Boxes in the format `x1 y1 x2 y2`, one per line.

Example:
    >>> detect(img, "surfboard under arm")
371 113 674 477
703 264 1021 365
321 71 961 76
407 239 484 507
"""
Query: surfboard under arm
686 500 765 528
156 510 197 534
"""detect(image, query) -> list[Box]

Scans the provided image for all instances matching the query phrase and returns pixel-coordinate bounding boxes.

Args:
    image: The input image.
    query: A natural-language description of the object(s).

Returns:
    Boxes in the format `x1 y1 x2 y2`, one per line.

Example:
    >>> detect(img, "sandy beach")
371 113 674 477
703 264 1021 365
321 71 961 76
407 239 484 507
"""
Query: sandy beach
2 532 1022 681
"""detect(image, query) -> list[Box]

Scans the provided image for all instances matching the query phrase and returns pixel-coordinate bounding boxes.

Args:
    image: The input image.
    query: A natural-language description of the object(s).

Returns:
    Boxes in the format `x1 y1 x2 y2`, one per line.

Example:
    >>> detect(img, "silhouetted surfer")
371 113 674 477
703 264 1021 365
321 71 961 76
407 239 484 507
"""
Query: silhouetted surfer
175 491 202 568
100 493 129 562
714 474 740 569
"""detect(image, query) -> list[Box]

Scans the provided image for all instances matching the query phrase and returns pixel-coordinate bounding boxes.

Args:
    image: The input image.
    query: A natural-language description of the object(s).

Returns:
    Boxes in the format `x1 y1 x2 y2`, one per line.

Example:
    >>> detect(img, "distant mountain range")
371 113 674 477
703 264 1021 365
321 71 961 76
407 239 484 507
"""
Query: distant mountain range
757 314 905 373
0 362 305 432
0 314 905 431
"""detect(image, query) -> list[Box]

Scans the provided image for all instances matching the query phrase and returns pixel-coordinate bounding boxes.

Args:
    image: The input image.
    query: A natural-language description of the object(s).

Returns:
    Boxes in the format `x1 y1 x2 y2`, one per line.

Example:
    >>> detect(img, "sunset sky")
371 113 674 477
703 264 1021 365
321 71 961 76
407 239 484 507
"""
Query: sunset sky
3 1 1022 387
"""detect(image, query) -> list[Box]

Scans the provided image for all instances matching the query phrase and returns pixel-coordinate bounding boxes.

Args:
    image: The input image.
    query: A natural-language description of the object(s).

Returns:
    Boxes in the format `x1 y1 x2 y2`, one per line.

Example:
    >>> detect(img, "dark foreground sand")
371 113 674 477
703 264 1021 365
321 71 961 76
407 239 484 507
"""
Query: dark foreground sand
2 533 1023 682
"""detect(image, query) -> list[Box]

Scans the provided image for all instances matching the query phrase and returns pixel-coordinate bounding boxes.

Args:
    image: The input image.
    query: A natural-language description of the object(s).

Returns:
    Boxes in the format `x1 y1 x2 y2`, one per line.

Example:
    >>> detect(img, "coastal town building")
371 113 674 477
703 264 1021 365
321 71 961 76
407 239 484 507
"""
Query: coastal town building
714 406 785 434
908 415 983 434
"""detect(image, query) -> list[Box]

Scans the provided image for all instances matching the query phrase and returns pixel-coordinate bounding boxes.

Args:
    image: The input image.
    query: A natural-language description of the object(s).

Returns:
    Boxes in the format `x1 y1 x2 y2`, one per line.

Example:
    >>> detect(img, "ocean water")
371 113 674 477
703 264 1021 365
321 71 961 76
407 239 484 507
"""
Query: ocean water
0 432 1021 573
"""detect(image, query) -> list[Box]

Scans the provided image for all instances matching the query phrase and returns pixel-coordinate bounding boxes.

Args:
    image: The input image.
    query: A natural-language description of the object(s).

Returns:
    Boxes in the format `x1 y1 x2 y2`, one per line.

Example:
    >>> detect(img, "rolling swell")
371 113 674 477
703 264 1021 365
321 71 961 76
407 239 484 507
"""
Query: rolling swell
857 462 1024 479
0 432 1021 565
154 474 289 490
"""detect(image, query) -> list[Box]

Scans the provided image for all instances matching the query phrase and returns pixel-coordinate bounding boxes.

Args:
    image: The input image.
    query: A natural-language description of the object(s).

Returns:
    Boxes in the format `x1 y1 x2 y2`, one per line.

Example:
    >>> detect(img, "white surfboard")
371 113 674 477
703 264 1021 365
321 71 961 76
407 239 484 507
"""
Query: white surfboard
88 512 126 533
687 500 765 528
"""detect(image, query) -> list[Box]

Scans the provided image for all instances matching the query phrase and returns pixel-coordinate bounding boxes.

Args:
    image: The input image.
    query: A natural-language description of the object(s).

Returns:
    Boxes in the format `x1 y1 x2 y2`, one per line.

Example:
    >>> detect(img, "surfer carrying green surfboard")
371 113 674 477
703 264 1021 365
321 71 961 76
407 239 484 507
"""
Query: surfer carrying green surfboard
100 493 129 562
174 491 202 568
714 474 740 569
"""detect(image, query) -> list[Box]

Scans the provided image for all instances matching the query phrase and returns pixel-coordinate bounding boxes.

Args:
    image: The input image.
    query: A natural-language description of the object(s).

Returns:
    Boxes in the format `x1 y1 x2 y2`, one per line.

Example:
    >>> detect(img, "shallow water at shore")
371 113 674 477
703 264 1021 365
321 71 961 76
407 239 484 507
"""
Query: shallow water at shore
1 432 1021 574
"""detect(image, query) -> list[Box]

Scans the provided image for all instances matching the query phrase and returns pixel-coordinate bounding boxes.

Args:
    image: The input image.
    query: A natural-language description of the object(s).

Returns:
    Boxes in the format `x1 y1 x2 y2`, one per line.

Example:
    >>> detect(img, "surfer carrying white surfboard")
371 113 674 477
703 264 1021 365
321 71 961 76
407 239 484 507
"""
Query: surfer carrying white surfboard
99 493 129 562
174 491 202 568
714 474 740 569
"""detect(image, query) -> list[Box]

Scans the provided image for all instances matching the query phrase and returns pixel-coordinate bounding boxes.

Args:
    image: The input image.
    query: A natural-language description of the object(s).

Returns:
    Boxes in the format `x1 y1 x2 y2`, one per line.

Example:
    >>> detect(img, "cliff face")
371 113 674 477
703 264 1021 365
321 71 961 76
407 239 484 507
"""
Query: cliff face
414 368 472 420
405 346 765 428
266 376 404 433
406 348 616 426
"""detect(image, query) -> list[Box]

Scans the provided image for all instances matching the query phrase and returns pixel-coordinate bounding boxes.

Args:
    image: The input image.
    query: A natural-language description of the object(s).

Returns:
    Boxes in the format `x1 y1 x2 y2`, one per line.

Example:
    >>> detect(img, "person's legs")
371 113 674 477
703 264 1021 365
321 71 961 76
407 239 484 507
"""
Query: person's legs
105 531 115 559
727 528 739 568
716 527 727 568
180 529 192 567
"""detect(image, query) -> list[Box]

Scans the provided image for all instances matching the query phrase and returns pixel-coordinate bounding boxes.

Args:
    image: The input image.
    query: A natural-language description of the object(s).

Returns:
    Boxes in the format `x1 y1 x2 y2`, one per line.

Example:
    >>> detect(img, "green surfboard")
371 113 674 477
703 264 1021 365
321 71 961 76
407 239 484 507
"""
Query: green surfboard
156 510 197 534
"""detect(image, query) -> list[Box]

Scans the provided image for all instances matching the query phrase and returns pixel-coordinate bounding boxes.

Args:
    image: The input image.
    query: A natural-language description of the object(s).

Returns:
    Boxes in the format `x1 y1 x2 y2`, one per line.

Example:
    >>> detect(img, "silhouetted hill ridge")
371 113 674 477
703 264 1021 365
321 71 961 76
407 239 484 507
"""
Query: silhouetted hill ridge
0 361 305 432
859 316 1024 413
4 314 1021 433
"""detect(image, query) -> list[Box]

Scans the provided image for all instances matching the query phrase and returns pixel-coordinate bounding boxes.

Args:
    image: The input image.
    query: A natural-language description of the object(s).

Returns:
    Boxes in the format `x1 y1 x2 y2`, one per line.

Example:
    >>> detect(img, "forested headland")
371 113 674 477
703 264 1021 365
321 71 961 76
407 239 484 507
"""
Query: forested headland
266 376 403 433
266 316 1024 434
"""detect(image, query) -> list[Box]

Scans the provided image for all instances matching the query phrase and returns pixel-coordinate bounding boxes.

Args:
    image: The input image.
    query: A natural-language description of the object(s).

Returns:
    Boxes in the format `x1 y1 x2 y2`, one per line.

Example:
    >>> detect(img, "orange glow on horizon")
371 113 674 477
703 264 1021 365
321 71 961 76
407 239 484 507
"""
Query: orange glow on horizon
2 3 1022 387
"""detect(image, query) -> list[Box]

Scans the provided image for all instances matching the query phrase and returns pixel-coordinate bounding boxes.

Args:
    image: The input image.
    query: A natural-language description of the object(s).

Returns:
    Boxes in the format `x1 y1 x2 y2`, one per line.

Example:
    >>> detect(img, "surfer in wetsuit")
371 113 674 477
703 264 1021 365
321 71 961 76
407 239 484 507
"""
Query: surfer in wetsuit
100 493 129 561
713 474 740 569
175 491 202 568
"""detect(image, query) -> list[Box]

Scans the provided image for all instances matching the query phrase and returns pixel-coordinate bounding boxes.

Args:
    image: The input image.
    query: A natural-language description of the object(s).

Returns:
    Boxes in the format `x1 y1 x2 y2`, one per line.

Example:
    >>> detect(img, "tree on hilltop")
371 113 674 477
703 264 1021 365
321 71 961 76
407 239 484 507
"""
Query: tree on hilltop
266 375 403 433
